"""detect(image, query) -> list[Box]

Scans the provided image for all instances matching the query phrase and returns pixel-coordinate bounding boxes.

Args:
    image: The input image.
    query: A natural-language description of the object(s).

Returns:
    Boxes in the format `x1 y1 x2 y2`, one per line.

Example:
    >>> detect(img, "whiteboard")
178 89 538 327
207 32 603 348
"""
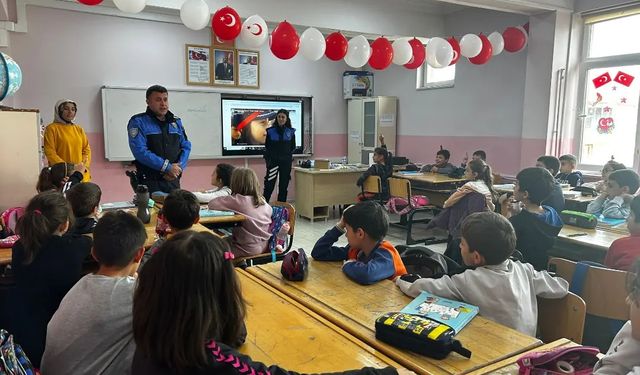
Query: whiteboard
102 87 222 161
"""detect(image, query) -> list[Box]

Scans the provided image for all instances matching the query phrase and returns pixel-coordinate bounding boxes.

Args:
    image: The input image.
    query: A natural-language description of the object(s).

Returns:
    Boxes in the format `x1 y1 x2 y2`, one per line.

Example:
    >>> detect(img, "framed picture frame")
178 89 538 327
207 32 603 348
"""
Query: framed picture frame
185 44 212 86
237 50 260 89
212 48 237 86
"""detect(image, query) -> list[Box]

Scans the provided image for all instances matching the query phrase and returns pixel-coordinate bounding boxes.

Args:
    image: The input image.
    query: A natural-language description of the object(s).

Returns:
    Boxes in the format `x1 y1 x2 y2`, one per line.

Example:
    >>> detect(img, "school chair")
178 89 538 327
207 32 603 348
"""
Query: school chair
387 177 438 245
548 257 629 351
537 292 586 343
492 173 503 184
359 175 383 204
234 201 296 268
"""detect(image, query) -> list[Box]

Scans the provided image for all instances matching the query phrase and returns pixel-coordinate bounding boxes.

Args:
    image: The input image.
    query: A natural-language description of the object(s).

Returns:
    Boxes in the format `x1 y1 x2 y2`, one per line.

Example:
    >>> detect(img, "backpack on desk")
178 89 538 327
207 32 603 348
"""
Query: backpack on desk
517 345 599 375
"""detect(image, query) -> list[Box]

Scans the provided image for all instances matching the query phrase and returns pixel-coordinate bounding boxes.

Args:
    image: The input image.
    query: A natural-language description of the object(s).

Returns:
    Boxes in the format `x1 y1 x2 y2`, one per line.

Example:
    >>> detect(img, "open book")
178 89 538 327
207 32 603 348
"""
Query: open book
400 291 479 334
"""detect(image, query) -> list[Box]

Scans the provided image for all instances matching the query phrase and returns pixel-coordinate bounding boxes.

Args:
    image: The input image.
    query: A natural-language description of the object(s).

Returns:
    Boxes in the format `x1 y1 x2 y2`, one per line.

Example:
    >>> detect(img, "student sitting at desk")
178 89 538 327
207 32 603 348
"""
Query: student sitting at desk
311 201 407 285
140 189 200 268
65 182 102 235
593 259 640 374
356 134 393 201
583 160 626 193
192 163 235 204
556 154 583 187
396 211 568 336
36 162 85 194
535 156 565 212
132 231 398 375
587 169 640 219
41 211 147 375
500 167 563 271
444 159 496 211
420 149 456 175
460 150 486 168
603 195 640 272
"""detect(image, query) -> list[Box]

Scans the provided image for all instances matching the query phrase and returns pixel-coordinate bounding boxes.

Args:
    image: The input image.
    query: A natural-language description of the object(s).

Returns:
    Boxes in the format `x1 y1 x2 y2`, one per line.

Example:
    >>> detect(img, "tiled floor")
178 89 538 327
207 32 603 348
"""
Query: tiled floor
291 205 449 255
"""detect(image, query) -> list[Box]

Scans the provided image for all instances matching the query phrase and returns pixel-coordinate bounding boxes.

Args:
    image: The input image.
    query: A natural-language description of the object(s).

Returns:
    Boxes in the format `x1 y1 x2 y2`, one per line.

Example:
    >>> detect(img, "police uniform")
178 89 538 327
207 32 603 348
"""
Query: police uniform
263 125 296 202
127 108 191 193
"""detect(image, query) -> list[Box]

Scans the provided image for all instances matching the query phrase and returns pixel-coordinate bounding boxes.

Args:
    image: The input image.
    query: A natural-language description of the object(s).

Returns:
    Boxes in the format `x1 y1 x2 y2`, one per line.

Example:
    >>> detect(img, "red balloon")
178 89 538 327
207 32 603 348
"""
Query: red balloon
212 6 242 41
403 38 426 69
368 37 394 70
503 27 527 53
270 21 300 60
325 32 348 61
447 37 461 65
469 34 493 65
78 0 103 4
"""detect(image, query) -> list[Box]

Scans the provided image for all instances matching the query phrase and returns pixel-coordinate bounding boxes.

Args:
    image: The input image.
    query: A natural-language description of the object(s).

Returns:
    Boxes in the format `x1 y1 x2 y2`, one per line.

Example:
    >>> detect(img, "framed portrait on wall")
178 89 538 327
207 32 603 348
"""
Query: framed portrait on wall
237 50 260 89
212 48 236 86
185 44 212 85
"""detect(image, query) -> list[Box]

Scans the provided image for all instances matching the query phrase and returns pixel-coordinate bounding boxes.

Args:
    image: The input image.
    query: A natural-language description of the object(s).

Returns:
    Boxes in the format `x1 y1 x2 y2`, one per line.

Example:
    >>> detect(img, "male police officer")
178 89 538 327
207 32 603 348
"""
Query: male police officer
127 85 191 193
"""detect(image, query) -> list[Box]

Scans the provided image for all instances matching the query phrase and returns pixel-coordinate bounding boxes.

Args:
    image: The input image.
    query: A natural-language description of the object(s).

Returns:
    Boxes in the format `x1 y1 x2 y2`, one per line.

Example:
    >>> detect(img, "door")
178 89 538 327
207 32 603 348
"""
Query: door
576 64 640 169
347 99 363 163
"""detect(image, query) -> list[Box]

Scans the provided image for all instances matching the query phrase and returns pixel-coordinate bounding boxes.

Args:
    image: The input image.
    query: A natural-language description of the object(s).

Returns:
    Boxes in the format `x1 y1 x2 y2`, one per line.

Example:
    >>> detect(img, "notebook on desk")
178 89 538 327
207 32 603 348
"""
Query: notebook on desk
398 171 421 175
100 201 135 211
199 209 236 218
401 291 478 334
597 216 627 228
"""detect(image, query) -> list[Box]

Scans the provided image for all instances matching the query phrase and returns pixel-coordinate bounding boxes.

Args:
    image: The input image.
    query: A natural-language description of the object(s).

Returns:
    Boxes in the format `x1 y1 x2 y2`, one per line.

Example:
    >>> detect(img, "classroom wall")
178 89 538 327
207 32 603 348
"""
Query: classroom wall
374 8 530 176
7 5 353 202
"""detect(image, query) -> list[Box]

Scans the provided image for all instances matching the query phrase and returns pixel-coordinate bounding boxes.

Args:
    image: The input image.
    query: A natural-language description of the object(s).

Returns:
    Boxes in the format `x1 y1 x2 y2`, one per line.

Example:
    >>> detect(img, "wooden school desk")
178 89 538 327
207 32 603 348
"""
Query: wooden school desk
294 166 368 222
236 270 406 373
247 260 542 375
552 224 625 263
493 184 596 211
0 248 10 266
466 339 577 375
393 172 467 207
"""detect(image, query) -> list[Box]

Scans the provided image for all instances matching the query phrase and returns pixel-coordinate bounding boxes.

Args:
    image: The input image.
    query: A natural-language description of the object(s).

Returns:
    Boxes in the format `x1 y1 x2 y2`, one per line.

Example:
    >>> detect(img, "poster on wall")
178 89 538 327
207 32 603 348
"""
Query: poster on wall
237 50 260 89
185 45 212 86
213 48 236 86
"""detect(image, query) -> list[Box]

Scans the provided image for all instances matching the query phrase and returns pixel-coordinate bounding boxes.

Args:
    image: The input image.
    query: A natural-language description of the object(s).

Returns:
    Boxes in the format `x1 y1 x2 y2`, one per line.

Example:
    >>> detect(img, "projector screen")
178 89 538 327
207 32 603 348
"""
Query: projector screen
221 98 304 156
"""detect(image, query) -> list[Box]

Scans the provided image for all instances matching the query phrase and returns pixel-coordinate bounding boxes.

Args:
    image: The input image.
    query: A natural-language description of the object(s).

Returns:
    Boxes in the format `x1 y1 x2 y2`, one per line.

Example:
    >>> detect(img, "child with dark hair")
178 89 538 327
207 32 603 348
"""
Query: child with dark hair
593 259 640 374
311 201 406 285
357 134 393 201
556 154 583 187
396 211 568 336
131 231 398 375
604 196 640 271
141 189 200 268
444 159 496 211
535 156 565 212
421 149 455 174
460 150 487 168
36 162 85 194
41 211 147 374
501 167 563 270
584 160 627 193
65 182 102 235
193 163 236 204
9 191 92 366
587 169 640 219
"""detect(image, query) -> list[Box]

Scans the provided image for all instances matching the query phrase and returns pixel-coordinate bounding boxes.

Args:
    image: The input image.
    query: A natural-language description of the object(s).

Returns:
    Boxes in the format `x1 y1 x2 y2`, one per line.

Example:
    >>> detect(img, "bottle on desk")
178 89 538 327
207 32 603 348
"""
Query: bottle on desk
135 185 151 224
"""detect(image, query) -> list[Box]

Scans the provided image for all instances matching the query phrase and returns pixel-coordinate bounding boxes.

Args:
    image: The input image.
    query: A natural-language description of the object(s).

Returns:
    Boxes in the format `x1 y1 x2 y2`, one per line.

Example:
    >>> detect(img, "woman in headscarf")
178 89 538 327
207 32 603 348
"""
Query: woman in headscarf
43 99 91 181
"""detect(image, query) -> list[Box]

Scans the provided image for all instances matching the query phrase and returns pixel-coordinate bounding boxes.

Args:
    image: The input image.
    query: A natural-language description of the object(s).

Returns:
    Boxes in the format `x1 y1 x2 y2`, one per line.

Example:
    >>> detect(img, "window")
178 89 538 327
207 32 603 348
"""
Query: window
416 63 455 90
576 12 640 170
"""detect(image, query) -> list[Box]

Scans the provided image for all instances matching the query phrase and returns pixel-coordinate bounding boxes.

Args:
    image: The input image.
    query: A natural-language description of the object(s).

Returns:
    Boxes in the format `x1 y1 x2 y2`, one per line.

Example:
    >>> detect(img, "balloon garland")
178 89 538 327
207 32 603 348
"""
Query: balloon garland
75 1 528 70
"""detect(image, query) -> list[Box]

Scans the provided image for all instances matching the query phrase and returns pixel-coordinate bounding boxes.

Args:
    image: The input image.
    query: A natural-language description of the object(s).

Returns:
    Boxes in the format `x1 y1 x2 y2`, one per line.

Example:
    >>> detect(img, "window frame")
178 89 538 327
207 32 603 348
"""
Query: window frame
574 17 640 172
416 62 456 90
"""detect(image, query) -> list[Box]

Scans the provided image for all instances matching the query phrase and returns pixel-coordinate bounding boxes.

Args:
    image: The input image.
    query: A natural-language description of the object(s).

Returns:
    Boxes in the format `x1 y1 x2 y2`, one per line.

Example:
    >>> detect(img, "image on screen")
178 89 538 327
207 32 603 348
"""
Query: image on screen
221 98 303 156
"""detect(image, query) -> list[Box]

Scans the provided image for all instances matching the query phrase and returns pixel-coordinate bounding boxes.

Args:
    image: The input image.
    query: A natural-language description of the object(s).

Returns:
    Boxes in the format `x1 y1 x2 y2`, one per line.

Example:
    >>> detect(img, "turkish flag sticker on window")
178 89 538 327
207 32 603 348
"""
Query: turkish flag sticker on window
614 71 635 87
592 72 612 88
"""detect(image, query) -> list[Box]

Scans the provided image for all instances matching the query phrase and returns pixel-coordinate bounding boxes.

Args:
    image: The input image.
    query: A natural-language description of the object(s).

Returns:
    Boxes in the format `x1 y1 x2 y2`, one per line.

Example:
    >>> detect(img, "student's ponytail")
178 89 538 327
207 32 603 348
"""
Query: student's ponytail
36 163 73 192
469 159 497 200
16 191 73 264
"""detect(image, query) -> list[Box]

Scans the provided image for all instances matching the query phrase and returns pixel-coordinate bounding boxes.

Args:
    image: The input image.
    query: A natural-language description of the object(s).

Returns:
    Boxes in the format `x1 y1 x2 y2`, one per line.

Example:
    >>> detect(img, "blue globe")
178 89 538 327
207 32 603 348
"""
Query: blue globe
0 52 23 101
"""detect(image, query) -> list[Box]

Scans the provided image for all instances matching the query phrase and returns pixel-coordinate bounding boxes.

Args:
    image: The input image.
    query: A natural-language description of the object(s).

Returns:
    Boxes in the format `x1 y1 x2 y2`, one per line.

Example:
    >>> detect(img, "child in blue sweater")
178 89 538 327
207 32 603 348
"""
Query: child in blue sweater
311 201 406 285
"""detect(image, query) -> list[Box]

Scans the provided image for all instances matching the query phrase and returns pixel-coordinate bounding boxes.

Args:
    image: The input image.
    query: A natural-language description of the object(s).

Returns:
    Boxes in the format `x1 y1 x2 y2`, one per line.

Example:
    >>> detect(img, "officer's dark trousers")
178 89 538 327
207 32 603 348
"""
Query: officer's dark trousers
263 159 292 203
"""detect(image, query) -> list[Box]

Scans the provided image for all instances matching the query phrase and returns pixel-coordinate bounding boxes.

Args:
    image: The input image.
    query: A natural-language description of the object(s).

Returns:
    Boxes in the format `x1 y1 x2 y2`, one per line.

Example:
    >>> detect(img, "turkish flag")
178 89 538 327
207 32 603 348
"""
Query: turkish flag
614 71 635 87
592 72 612 88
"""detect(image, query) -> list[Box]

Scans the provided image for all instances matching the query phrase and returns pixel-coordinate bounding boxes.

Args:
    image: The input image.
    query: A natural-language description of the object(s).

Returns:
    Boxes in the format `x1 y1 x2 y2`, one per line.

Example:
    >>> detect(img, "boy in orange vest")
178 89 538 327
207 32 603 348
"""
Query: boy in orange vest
311 201 406 284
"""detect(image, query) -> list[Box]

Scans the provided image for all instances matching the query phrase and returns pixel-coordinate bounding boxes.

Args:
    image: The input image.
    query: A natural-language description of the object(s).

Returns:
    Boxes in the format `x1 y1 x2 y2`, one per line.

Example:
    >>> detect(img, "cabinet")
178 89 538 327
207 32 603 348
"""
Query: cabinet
0 110 43 211
347 96 397 164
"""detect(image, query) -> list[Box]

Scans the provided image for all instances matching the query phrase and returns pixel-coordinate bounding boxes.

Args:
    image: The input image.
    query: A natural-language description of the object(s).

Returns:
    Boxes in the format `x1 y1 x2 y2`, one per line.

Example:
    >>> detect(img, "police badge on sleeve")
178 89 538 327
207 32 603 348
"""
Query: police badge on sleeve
129 127 139 138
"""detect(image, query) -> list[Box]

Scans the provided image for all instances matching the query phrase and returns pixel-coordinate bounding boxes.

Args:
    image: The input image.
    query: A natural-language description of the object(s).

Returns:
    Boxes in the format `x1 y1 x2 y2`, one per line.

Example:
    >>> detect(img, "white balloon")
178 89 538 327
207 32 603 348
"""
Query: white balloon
426 37 454 68
180 0 210 31
344 35 371 68
392 38 412 65
113 0 146 13
300 27 326 61
459 34 482 58
487 31 504 56
240 15 268 48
